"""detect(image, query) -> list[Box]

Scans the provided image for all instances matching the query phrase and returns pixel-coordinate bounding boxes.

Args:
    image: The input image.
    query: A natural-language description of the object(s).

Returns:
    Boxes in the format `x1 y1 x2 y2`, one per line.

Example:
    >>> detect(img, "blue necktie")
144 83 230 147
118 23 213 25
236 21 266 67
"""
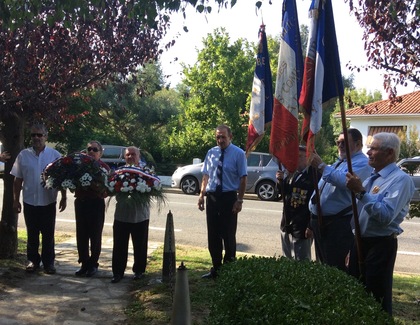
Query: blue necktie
365 173 380 193
216 149 224 194
359 172 380 234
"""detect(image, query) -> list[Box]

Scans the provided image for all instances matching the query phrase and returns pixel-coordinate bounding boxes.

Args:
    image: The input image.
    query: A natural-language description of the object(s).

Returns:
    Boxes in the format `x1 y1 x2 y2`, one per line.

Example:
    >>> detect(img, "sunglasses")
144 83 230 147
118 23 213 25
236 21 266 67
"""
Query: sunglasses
31 133 44 138
336 140 345 146
87 147 100 152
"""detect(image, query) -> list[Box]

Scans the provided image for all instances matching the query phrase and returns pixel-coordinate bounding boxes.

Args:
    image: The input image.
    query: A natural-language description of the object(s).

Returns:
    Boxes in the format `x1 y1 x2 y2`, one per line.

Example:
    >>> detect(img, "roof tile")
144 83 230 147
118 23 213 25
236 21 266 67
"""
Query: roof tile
345 90 420 116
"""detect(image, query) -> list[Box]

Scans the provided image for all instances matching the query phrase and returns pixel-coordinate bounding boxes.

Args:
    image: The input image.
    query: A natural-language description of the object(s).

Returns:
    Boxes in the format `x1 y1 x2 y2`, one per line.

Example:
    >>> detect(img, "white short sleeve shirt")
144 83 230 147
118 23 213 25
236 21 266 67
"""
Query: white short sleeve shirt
11 147 61 206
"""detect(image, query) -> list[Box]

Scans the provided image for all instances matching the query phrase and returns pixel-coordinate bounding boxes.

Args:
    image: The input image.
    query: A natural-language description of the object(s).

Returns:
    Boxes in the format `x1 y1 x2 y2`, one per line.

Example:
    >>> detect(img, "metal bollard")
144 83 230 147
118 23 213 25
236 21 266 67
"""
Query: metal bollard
162 210 176 283
171 262 191 325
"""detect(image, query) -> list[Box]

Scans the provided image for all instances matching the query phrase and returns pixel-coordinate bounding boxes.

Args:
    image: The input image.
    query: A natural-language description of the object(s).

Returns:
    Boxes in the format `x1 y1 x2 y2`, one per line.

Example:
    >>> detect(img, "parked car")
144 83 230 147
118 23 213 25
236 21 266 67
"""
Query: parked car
397 157 420 202
83 145 155 170
100 145 126 170
171 152 279 201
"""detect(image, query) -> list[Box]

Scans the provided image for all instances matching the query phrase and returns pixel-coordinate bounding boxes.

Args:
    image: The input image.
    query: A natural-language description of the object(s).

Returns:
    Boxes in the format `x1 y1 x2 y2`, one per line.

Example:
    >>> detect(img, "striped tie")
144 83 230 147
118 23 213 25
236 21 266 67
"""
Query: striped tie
215 149 225 195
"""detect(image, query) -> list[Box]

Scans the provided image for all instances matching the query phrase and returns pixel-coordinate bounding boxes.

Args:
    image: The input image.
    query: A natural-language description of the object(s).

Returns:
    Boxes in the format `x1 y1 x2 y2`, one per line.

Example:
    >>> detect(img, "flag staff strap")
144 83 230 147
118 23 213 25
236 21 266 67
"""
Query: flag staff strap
338 94 364 274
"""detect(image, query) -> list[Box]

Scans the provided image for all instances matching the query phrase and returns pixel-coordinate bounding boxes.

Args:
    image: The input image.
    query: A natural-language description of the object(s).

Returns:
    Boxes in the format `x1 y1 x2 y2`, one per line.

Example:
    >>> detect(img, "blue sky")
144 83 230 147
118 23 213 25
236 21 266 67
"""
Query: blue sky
159 0 416 97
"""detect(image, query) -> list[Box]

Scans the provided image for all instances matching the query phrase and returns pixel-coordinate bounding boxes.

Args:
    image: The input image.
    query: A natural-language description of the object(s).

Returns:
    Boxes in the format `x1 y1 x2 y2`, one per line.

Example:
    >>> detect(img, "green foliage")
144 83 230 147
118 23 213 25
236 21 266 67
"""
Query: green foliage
208 256 393 325
324 87 383 163
164 28 254 162
49 63 181 168
331 87 382 137
409 202 420 219
399 126 420 159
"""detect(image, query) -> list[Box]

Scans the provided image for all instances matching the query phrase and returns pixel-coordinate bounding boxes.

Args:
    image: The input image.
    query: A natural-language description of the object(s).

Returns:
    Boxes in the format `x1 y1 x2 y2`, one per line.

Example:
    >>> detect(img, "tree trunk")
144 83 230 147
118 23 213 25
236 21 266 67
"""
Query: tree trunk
0 114 25 259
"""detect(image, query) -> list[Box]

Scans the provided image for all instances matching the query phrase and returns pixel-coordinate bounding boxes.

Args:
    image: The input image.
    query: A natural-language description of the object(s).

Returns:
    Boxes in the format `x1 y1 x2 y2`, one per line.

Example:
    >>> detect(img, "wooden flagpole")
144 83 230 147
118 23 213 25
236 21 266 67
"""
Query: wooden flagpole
338 95 364 274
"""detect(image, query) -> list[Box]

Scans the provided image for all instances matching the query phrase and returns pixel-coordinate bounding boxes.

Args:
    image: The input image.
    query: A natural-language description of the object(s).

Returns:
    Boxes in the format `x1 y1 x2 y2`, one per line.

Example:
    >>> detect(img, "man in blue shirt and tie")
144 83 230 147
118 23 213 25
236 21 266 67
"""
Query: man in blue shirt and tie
346 132 415 316
309 128 372 271
198 124 247 279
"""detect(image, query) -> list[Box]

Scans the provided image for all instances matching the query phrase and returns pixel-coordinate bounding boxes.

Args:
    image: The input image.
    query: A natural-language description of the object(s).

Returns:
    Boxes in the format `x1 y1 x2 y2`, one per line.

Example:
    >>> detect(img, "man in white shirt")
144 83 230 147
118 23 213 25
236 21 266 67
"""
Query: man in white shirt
11 123 66 274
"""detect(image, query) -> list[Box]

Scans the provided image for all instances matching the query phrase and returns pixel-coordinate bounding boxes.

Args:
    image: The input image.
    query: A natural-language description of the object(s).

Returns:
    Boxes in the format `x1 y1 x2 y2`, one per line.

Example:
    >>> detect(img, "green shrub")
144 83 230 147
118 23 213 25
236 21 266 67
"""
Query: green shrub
208 256 394 325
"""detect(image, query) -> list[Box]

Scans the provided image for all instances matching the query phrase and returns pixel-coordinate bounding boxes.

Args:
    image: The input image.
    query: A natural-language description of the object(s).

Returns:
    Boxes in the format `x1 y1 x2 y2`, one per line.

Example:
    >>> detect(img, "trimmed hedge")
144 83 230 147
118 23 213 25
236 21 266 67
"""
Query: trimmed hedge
208 256 394 324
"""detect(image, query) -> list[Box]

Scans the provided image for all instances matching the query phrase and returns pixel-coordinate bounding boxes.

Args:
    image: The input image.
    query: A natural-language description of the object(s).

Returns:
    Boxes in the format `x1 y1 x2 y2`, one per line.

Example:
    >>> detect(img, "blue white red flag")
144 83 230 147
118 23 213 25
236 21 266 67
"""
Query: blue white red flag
269 0 303 173
246 25 273 156
299 0 344 155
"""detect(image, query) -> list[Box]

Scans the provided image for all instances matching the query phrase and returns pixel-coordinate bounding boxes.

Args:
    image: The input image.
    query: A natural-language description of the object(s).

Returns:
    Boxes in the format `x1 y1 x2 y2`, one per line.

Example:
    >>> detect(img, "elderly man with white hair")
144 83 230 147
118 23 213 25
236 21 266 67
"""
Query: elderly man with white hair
346 132 415 316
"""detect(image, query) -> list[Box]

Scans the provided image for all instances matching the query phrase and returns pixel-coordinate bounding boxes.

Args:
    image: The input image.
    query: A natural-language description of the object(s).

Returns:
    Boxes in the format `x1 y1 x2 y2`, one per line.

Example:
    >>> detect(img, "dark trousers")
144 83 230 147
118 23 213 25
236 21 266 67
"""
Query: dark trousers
206 192 238 270
348 235 397 316
311 214 353 271
75 198 105 267
23 202 56 267
112 219 149 276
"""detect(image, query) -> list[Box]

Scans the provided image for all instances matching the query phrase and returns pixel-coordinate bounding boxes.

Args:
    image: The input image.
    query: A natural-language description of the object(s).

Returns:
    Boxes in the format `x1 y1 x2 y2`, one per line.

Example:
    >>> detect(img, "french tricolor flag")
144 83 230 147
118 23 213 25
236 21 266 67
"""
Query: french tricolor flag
269 0 303 173
299 0 344 155
246 25 273 156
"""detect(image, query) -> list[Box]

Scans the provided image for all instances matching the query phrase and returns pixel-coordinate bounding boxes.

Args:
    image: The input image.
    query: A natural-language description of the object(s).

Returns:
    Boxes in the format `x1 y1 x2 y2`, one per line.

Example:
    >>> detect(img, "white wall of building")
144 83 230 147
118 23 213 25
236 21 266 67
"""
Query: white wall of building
348 115 420 154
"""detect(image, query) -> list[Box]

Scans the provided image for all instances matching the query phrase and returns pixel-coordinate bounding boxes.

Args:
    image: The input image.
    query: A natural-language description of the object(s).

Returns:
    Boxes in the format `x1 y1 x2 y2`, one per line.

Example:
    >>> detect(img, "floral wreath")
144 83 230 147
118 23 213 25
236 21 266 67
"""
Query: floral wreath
42 153 109 194
106 165 166 209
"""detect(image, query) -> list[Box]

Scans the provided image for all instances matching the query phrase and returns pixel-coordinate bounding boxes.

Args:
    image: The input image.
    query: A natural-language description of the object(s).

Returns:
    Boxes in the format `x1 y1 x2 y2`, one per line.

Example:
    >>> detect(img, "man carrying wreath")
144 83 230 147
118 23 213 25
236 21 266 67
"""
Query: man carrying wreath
110 146 150 283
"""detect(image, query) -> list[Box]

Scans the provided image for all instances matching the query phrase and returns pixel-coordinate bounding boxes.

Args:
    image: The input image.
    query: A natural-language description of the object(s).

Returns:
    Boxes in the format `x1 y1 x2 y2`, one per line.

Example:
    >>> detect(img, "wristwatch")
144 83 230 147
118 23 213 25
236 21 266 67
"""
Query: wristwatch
355 190 366 200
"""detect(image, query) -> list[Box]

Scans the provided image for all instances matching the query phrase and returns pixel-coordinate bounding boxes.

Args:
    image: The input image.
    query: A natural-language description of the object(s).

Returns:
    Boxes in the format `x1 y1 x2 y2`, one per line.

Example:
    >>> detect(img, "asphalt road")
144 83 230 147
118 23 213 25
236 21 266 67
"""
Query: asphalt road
10 187 420 275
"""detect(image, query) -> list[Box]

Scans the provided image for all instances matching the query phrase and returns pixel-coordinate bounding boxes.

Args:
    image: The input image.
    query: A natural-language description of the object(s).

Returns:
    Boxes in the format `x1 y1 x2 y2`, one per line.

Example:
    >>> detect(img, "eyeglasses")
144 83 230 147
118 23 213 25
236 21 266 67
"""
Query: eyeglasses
336 140 345 146
87 147 100 152
31 133 44 138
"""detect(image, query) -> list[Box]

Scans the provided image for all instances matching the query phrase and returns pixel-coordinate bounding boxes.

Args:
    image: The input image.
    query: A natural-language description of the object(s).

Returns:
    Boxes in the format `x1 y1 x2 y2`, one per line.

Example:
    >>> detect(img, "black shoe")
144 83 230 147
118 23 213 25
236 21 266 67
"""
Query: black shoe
86 267 98 277
111 274 123 283
75 265 88 276
25 261 39 273
133 272 144 280
44 265 56 274
201 269 217 279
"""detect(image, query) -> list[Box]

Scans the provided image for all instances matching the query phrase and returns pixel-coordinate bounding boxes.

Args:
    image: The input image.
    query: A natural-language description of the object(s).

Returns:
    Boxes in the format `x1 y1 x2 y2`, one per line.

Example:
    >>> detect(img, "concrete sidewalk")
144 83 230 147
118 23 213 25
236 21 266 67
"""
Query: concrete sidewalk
0 237 161 325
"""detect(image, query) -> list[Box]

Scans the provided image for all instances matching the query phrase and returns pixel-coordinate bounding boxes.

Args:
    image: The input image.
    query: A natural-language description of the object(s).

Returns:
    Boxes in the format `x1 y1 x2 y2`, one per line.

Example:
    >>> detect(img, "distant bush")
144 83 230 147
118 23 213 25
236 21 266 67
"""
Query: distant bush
208 256 394 325
409 202 420 218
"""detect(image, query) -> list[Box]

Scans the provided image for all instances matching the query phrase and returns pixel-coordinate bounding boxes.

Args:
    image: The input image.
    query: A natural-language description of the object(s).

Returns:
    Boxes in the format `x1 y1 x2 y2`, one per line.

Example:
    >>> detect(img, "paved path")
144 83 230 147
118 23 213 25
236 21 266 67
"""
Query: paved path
0 237 160 325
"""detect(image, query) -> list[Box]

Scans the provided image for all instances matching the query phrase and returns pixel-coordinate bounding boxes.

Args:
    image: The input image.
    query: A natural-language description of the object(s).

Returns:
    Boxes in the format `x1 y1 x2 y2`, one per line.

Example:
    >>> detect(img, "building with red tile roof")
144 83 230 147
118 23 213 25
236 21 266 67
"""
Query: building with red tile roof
339 90 420 153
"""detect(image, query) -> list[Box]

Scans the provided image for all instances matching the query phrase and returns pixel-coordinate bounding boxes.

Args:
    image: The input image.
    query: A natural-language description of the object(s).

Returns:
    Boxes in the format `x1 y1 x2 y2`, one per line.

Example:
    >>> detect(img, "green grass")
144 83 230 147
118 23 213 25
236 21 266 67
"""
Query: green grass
393 274 420 324
0 230 71 269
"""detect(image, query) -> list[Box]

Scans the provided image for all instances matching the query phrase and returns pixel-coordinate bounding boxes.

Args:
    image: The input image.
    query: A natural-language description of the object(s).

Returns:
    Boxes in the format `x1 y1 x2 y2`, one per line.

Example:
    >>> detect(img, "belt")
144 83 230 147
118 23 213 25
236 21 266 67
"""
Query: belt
311 205 353 219
362 233 398 241
311 213 352 219
207 191 236 195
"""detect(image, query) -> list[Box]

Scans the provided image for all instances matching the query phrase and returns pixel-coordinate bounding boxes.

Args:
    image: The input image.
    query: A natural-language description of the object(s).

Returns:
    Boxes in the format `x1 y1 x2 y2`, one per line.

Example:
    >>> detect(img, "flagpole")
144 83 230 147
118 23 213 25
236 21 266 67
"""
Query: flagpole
338 94 364 274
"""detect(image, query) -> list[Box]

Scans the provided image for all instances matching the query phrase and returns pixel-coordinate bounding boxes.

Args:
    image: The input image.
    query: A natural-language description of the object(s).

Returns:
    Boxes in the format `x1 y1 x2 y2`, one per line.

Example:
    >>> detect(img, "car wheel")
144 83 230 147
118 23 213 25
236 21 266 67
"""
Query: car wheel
181 176 199 195
256 181 277 201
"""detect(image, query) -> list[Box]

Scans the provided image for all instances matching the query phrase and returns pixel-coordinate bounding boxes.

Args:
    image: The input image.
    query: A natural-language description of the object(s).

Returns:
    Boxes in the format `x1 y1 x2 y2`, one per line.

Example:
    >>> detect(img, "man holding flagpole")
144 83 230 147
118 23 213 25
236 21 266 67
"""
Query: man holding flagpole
297 0 374 272
309 129 372 271
346 132 414 315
